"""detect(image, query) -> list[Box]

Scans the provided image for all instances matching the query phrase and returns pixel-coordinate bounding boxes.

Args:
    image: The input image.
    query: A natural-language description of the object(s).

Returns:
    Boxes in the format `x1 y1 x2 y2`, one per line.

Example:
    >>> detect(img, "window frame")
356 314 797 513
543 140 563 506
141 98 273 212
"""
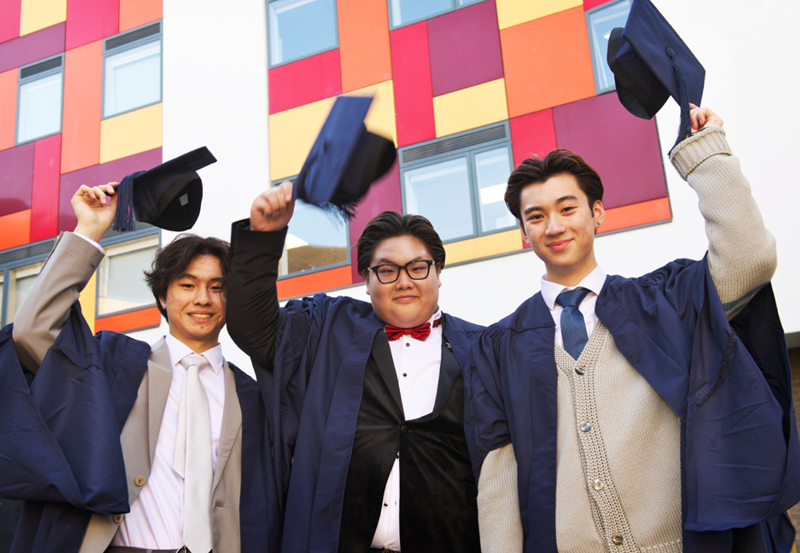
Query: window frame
266 0 340 69
387 0 489 30
101 21 163 120
270 177 352 279
586 0 632 95
96 228 161 318
15 54 64 145
399 121 515 245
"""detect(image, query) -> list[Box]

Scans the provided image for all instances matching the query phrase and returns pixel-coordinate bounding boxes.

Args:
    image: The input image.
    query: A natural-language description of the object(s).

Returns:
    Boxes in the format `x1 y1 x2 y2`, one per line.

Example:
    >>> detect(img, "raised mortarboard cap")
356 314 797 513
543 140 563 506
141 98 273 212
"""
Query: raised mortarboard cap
112 146 217 232
607 0 705 148
294 95 396 220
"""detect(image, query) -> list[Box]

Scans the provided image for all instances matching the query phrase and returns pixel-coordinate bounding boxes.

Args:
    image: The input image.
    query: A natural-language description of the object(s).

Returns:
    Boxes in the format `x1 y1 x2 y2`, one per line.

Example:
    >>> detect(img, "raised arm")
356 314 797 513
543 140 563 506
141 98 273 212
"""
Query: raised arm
226 180 295 367
669 107 776 319
13 183 116 372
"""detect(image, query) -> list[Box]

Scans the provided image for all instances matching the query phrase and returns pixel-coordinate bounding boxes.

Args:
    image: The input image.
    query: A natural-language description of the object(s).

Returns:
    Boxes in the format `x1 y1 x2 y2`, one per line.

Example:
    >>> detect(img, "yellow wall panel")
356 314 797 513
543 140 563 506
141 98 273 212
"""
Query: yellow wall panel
444 229 522 265
268 81 396 181
79 271 97 333
496 0 583 30
433 79 508 138
19 0 66 35
99 103 163 164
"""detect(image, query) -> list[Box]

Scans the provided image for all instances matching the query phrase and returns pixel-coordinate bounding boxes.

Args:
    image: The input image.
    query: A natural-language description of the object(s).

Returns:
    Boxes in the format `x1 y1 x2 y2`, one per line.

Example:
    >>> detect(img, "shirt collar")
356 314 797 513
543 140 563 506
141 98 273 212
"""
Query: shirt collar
540 265 607 311
164 334 225 375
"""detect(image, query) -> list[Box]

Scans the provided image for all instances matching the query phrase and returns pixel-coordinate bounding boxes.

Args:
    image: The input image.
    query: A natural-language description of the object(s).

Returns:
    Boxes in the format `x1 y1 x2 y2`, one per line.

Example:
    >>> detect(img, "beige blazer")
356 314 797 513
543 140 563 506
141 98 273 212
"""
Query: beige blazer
13 232 243 553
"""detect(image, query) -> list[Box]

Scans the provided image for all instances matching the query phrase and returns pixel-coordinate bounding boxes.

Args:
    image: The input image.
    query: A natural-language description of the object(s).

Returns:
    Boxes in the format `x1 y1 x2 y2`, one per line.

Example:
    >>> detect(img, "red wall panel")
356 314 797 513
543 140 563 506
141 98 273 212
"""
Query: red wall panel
277 265 352 300
0 0 21 44
30 134 62 242
0 143 35 217
66 0 119 50
95 306 161 332
427 1 503 97
269 49 341 114
584 0 615 10
510 109 557 168
0 22 65 74
390 22 435 148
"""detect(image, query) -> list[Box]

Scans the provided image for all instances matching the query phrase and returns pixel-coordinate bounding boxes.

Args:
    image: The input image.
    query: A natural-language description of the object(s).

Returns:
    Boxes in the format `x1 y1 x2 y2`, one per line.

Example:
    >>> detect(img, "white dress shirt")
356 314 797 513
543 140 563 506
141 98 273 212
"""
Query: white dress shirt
111 335 226 548
540 266 606 348
371 309 443 551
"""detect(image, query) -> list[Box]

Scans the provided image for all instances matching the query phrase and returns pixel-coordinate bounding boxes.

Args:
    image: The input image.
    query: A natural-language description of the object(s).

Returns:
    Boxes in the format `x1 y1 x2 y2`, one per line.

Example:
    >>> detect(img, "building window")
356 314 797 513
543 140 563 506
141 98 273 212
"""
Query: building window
400 122 515 243
16 56 63 144
388 0 486 29
268 0 338 67
97 234 159 316
103 22 162 118
6 262 43 324
587 0 632 94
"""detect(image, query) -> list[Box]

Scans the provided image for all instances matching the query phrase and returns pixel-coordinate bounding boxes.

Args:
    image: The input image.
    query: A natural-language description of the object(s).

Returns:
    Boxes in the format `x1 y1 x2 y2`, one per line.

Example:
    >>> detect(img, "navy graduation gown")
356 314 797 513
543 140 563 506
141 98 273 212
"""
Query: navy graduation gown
465 256 800 553
0 304 281 553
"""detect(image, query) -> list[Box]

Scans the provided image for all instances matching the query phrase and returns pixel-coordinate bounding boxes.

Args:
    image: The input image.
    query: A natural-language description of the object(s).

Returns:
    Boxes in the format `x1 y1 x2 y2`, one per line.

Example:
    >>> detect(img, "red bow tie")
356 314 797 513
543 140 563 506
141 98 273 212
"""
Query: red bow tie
385 318 441 341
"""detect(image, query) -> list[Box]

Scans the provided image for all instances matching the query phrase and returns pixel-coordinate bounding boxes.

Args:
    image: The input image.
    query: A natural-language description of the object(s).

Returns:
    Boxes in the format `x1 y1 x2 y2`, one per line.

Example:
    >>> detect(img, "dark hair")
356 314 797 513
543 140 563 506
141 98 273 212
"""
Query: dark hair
505 149 604 221
144 233 230 321
356 211 446 276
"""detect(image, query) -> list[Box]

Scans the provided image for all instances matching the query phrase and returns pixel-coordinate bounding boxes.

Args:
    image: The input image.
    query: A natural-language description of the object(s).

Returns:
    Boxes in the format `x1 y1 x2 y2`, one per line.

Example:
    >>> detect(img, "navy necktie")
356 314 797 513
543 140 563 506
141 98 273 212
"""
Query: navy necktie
556 287 591 359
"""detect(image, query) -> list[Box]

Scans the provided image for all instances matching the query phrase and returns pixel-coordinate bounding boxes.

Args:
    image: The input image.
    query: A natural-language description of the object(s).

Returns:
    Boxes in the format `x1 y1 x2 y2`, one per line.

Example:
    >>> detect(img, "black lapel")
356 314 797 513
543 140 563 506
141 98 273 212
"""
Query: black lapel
409 328 461 423
372 329 405 419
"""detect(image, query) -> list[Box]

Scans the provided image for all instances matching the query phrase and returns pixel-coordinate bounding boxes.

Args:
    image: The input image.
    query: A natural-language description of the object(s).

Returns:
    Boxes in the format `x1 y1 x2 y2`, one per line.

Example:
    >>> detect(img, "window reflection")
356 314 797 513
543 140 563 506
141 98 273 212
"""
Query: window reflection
104 39 161 117
587 0 632 93
269 0 338 66
475 148 517 233
389 0 452 27
280 200 349 276
17 61 62 144
98 235 158 315
8 263 43 324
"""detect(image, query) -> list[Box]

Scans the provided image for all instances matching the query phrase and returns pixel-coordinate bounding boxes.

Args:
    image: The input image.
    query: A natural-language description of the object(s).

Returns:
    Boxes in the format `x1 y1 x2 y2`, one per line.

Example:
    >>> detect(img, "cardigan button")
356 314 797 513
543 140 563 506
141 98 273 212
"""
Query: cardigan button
612 534 624 546
113 514 124 523
593 478 604 491
580 422 591 432
575 366 585 375
134 475 145 486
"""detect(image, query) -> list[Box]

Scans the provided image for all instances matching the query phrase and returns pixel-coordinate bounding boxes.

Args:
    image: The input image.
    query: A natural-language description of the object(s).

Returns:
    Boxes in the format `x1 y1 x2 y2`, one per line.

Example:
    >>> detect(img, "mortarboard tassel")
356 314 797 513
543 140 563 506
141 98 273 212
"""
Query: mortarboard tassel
667 47 692 151
112 170 145 232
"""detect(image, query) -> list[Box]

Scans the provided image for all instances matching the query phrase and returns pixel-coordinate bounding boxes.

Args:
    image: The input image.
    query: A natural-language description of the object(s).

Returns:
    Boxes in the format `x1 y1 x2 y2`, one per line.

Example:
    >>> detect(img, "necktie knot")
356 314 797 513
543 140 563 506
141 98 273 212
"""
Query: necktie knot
180 353 210 373
556 287 591 309
385 317 441 341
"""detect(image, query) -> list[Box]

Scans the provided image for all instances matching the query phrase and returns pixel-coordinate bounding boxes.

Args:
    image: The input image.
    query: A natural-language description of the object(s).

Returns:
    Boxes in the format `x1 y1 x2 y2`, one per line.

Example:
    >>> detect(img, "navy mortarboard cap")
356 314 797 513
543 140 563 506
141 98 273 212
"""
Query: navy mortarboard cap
112 146 217 232
294 96 396 220
607 0 705 148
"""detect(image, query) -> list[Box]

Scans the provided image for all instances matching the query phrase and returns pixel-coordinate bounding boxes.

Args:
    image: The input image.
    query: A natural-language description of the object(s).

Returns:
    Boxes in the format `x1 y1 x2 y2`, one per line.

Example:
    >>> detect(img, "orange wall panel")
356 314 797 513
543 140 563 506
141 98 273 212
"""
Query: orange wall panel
0 209 31 249
501 7 595 118
599 197 671 234
0 69 17 151
338 0 392 92
277 266 352 300
61 40 102 173
95 306 161 332
119 0 161 32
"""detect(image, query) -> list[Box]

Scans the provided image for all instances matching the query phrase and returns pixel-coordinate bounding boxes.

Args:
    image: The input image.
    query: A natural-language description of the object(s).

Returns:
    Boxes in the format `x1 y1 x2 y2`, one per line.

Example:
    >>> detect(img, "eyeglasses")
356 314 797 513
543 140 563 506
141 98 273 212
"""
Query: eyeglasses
367 260 436 284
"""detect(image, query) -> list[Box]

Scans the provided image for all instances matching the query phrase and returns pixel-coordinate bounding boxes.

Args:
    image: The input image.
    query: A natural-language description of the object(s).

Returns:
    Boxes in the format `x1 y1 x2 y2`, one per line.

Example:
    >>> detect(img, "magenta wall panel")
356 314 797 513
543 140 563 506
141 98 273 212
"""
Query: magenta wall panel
0 142 34 217
584 0 614 10
390 21 435 148
269 49 342 114
348 158 401 283
553 92 666 210
510 109 557 168
0 22 65 74
66 0 119 50
427 1 503 97
30 134 61 241
58 147 161 232
0 0 21 44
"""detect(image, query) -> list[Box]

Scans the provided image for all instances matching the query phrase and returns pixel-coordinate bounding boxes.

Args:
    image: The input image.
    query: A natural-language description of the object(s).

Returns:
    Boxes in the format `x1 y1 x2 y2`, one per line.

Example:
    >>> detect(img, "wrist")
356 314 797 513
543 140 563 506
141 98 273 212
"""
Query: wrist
74 222 106 243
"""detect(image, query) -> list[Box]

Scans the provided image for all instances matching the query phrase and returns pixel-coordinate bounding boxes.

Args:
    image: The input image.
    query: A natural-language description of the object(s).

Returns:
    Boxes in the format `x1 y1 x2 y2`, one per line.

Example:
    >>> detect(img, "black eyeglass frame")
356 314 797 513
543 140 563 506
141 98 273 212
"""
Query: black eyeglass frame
366 259 436 284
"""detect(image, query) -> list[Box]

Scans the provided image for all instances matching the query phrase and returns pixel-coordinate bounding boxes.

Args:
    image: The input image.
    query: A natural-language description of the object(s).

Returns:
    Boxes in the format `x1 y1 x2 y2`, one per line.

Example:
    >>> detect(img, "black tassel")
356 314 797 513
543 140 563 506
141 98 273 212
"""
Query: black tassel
667 47 692 151
112 171 145 232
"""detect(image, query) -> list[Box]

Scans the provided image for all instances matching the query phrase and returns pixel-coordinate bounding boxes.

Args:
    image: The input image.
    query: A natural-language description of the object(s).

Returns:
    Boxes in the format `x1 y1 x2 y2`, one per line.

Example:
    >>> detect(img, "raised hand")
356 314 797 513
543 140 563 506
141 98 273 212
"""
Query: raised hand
689 104 724 134
250 179 296 232
71 183 118 243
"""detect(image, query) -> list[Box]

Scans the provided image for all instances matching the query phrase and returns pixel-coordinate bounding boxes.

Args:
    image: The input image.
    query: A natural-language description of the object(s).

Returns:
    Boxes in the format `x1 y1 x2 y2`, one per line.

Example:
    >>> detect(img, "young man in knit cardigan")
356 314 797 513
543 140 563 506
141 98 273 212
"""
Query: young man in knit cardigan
464 106 800 553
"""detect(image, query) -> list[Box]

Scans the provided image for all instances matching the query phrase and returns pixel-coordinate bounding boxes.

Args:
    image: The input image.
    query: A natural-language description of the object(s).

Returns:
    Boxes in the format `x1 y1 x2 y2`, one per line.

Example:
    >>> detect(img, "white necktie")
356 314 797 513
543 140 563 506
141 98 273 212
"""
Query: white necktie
174 353 213 553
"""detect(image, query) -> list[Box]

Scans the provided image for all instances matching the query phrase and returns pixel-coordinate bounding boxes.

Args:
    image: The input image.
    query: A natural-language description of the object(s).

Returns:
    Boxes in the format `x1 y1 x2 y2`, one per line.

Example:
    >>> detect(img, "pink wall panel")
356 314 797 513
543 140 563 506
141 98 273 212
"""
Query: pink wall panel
427 1 503 97
0 0 21 44
553 92 666 210
66 0 119 50
58 147 161 232
390 22 435 148
269 49 341 114
584 0 615 10
348 159 401 284
30 134 61 241
510 109 557 168
0 142 35 217
0 22 65 74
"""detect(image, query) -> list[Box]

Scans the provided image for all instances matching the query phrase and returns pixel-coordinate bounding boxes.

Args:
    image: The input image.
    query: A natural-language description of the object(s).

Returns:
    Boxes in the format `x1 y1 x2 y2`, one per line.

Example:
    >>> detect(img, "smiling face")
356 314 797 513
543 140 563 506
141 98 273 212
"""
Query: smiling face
365 235 441 328
519 173 605 286
160 254 226 353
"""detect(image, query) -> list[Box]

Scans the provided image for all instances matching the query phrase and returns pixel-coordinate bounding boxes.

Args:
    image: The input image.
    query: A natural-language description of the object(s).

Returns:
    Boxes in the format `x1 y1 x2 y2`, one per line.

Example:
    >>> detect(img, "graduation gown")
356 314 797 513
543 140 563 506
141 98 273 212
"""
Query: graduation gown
465 256 800 553
0 303 281 553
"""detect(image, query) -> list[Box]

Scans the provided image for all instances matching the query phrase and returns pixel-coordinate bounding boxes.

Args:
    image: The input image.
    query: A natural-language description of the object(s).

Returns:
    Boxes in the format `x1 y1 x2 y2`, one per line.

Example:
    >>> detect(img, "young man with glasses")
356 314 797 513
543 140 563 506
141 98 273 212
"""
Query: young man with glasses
226 180 483 553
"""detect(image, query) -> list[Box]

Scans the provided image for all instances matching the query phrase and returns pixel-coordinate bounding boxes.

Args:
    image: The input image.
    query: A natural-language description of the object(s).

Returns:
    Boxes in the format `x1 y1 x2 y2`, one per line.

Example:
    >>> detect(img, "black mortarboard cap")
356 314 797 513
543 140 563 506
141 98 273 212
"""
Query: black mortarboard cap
112 146 217 232
293 95 396 220
606 0 705 148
